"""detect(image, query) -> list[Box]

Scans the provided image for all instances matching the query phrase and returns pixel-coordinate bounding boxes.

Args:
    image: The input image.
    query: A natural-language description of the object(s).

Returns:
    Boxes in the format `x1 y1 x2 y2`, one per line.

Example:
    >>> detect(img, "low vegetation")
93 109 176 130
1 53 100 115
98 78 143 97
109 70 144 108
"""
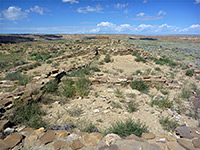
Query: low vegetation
104 54 111 63
185 69 194 77
103 118 148 137
150 97 173 109
130 80 149 92
10 100 47 129
126 101 138 112
159 117 178 132
110 101 122 109
66 107 83 117
5 72 32 85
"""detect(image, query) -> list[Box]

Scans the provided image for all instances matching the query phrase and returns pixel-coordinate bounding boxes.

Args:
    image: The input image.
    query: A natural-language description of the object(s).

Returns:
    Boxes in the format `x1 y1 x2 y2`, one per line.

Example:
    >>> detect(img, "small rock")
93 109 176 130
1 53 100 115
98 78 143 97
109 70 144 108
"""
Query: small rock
0 120 11 132
53 140 69 150
142 133 155 140
104 110 110 113
156 138 166 143
192 138 200 148
167 142 185 150
105 133 121 146
71 139 84 150
0 133 23 150
94 109 100 113
82 132 103 146
4 127 14 135
56 130 70 138
40 130 55 145
125 134 144 142
177 138 196 150
34 127 45 135
99 144 119 150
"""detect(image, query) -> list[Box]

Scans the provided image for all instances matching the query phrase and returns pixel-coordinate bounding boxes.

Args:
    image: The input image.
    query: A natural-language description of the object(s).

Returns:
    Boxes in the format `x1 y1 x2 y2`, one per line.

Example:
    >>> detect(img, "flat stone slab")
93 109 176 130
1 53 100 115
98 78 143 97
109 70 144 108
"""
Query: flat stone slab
40 130 55 145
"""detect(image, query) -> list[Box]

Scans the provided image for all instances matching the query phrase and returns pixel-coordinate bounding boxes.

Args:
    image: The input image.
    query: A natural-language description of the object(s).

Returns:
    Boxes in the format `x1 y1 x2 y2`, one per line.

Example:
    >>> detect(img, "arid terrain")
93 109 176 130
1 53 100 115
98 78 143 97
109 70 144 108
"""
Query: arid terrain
0 34 200 150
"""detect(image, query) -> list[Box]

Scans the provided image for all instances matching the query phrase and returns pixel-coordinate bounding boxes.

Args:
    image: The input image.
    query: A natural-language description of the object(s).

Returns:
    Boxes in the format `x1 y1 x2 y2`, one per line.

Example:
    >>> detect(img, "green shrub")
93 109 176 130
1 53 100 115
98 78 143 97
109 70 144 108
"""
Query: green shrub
130 80 149 92
126 101 138 112
75 78 90 97
67 107 83 117
180 87 190 99
68 66 91 77
185 69 194 77
44 80 58 93
155 67 161 71
104 54 111 63
114 89 124 98
5 72 32 85
62 79 75 98
150 97 173 109
103 119 148 137
154 58 177 67
81 122 97 133
10 100 47 129
132 51 140 57
161 90 169 95
5 72 22 81
133 70 143 75
90 66 101 72
46 60 53 64
159 117 178 132
135 56 146 63
110 101 122 109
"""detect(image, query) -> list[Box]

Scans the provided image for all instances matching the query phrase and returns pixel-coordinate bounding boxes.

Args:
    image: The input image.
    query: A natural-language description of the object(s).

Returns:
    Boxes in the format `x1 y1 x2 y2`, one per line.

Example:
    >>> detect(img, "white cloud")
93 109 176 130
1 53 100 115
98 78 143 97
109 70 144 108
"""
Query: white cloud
194 0 200 4
180 24 200 32
97 21 115 27
77 5 103 13
158 10 166 16
133 12 163 20
114 3 128 9
136 12 145 17
143 0 147 3
30 6 45 15
124 9 128 14
2 6 27 21
62 0 79 4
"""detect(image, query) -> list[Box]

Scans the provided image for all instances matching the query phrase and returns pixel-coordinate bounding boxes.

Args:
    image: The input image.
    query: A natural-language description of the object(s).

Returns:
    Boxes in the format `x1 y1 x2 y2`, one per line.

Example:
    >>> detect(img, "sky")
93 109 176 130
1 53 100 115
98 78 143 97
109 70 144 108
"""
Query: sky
0 0 200 35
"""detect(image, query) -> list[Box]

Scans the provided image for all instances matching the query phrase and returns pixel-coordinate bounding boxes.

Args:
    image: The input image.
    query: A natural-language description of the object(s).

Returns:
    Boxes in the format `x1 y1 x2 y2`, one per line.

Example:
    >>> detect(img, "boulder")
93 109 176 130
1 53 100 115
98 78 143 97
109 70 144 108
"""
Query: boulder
176 127 194 139
177 138 196 150
192 138 200 148
125 134 144 142
167 142 185 150
105 133 121 146
142 133 155 140
55 130 70 138
0 133 23 150
0 120 11 132
82 132 103 146
40 130 55 145
71 139 84 150
53 140 69 150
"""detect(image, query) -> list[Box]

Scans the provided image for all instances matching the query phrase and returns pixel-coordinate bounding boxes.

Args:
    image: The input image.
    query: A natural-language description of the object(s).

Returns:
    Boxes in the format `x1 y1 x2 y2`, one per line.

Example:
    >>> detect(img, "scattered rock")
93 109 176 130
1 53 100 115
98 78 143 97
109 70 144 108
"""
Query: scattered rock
177 138 196 150
0 120 11 132
99 144 119 150
82 132 103 146
192 138 200 148
125 134 144 142
34 127 45 135
142 133 155 140
40 130 55 145
105 133 121 146
71 139 84 150
167 142 185 150
0 133 23 150
56 130 70 138
176 127 194 139
4 127 14 135
53 140 69 150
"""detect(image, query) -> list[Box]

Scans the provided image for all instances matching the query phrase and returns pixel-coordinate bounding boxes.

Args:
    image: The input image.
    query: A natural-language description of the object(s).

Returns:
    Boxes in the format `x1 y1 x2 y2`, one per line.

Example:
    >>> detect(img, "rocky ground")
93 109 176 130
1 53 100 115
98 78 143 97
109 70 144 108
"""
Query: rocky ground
0 35 200 150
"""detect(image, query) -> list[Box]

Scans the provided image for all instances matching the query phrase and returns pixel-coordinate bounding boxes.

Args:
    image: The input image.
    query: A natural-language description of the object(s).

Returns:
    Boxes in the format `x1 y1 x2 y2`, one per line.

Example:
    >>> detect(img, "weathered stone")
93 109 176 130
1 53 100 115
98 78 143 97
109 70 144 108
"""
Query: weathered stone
4 127 14 135
82 132 103 146
23 135 38 148
53 140 69 150
34 127 45 135
177 138 196 150
0 100 12 107
99 144 119 150
192 138 200 148
0 120 11 132
167 142 185 150
125 134 144 142
56 130 70 138
142 133 155 140
1 133 23 150
176 127 194 139
40 130 55 145
105 133 121 146
71 139 84 150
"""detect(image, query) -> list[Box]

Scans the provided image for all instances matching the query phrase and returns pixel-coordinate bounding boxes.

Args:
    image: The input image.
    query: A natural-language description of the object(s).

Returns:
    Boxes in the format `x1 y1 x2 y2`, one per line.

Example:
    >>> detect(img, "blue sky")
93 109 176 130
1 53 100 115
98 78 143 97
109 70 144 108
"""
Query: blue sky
0 0 200 34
